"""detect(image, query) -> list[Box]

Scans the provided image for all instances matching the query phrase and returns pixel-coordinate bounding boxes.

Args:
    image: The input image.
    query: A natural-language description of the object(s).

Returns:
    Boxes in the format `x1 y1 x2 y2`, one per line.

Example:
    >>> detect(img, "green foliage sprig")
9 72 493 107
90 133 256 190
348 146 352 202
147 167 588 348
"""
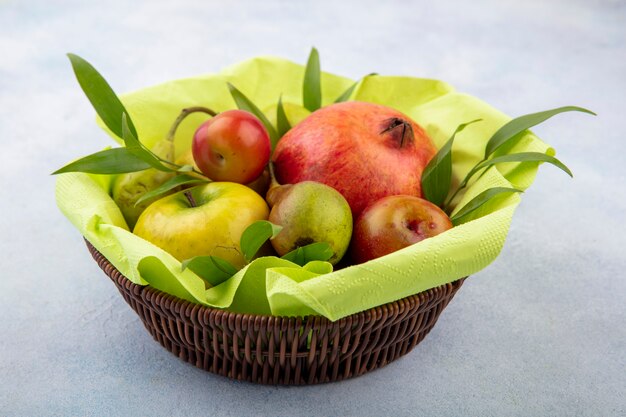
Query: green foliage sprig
421 119 482 207
227 83 279 147
53 54 210 178
303 47 322 112
421 107 596 224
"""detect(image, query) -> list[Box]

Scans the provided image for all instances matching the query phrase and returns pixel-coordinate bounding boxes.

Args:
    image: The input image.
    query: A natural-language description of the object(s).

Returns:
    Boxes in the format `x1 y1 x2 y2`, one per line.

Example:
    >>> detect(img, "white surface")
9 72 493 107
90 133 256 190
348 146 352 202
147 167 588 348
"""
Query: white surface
1 0 624 416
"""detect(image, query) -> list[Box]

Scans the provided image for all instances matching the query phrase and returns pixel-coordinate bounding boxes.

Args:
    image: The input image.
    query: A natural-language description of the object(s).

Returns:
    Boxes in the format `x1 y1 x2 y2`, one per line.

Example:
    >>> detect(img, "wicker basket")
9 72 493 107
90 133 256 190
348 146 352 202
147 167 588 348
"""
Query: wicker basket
86 240 464 385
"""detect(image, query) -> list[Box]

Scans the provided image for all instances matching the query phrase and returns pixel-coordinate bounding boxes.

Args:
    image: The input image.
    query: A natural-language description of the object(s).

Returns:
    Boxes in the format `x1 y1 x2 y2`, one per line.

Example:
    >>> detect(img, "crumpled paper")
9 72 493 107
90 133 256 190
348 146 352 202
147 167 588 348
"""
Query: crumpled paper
55 55 552 321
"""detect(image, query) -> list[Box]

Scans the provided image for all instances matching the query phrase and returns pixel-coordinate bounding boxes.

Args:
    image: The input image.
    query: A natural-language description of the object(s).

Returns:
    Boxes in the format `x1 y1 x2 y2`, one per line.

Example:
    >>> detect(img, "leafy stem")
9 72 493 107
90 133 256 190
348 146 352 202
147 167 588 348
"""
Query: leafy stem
54 54 216 179
421 119 482 209
423 106 595 219
443 158 487 211
153 152 204 176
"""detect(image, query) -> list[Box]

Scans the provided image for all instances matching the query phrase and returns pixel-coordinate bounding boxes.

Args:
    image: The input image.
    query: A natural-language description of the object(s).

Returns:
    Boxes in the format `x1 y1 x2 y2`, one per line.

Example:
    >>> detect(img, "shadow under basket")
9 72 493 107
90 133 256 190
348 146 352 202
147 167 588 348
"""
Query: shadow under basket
86 240 465 385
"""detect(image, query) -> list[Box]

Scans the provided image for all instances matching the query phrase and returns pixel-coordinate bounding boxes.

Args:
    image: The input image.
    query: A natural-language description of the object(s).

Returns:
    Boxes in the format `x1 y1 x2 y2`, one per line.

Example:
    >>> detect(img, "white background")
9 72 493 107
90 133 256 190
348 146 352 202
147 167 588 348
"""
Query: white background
1 0 624 416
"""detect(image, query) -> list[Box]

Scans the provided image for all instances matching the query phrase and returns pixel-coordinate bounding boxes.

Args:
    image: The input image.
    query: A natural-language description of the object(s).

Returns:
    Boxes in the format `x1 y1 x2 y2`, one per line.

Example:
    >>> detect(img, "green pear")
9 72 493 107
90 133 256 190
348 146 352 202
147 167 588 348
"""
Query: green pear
112 139 176 230
268 181 352 265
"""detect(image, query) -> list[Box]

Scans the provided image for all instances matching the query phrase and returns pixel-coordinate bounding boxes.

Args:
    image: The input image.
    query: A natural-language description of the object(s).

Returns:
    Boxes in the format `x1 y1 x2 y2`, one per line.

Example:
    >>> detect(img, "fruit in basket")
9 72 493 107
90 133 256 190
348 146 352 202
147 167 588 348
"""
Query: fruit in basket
268 181 352 265
112 138 176 230
272 101 437 216
351 195 452 264
176 149 270 196
192 109 271 184
133 182 269 267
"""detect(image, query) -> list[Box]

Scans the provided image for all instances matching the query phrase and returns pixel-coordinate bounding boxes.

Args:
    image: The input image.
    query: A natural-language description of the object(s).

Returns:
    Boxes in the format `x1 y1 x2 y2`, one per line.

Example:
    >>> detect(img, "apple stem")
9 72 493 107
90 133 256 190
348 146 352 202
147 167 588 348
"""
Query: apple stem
184 190 197 207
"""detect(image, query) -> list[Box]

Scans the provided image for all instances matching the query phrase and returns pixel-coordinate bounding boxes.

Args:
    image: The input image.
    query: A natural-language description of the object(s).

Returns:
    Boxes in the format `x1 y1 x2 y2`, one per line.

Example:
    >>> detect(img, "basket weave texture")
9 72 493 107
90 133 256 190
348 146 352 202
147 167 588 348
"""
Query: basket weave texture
87 241 464 385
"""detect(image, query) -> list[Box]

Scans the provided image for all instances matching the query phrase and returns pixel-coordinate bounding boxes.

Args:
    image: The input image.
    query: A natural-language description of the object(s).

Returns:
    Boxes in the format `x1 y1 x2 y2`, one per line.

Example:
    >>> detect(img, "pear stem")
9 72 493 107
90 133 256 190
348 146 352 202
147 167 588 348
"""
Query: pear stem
184 190 197 207
166 106 218 143
156 106 218 179
268 162 281 189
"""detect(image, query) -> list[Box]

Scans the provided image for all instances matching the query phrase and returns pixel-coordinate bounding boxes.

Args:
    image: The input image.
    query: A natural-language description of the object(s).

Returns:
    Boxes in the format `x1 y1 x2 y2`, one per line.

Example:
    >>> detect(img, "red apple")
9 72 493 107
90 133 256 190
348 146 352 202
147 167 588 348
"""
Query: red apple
351 195 452 264
176 149 270 196
192 109 271 184
272 101 437 216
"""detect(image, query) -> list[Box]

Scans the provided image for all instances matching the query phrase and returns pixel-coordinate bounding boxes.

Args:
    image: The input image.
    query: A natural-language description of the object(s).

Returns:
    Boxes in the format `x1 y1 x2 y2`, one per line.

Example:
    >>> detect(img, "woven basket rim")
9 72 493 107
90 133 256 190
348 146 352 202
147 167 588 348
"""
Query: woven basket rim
86 240 465 324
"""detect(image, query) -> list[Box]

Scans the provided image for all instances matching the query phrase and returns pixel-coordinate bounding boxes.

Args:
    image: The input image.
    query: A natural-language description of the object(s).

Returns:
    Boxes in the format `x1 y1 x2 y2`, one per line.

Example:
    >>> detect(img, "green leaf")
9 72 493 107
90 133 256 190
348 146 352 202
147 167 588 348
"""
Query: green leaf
451 187 523 224
289 247 305 266
302 47 321 112
276 95 292 137
421 119 482 207
227 82 279 148
52 147 152 175
469 152 573 180
181 256 238 286
240 220 283 263
67 53 137 139
485 106 596 158
281 242 333 266
121 113 174 172
176 164 194 172
334 73 378 103
135 174 207 206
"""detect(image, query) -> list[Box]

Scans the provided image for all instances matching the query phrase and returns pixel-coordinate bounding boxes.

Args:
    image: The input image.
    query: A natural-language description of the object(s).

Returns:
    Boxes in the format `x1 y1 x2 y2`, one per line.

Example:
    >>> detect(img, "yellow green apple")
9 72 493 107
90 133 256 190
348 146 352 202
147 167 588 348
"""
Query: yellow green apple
133 182 269 268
